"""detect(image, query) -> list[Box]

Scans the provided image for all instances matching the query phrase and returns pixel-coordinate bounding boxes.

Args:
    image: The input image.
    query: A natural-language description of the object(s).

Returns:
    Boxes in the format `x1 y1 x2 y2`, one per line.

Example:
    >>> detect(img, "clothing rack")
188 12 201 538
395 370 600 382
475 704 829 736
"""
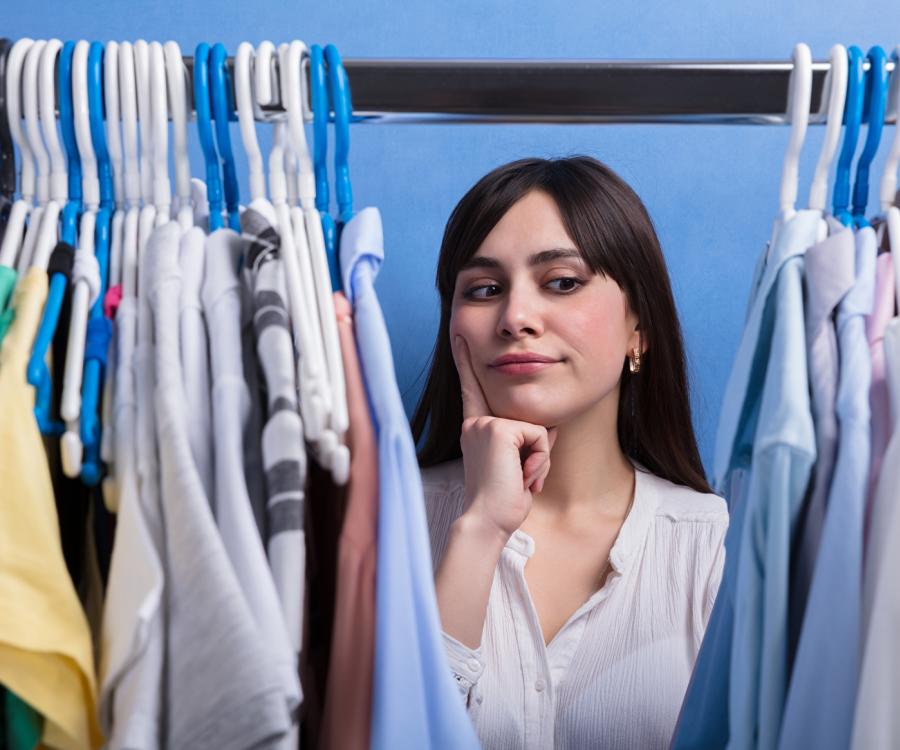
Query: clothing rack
192 56 898 125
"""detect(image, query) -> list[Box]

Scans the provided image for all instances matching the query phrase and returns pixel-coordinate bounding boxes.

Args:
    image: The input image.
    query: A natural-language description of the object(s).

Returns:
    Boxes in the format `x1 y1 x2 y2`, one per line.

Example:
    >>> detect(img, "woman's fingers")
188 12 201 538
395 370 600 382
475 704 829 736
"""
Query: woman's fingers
453 335 493 420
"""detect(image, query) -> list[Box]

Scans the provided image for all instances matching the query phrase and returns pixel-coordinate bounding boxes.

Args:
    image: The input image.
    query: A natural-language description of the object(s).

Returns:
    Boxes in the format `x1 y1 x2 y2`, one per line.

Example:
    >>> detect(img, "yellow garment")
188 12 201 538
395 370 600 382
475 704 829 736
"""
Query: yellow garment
0 267 103 750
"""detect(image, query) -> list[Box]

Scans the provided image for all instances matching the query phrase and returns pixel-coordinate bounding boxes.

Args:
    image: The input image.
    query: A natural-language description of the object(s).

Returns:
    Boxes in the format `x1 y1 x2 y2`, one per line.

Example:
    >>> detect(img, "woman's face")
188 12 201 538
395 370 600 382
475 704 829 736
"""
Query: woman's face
449 190 641 427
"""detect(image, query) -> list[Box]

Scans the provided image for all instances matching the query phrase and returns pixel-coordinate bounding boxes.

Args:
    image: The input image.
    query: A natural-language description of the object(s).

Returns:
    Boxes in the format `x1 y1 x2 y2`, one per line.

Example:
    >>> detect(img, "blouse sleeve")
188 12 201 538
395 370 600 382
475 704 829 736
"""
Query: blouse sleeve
701 515 729 629
421 472 486 706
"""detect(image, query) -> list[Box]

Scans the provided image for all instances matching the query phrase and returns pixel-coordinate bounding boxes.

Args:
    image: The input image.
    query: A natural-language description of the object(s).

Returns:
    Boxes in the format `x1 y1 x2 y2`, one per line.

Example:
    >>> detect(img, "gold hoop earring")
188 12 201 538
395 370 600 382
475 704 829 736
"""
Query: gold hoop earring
629 347 641 374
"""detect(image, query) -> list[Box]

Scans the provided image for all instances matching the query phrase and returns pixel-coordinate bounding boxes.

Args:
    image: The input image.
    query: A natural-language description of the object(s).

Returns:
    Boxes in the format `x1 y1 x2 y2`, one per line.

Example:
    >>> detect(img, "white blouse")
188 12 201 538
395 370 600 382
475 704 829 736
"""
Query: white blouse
421 458 728 750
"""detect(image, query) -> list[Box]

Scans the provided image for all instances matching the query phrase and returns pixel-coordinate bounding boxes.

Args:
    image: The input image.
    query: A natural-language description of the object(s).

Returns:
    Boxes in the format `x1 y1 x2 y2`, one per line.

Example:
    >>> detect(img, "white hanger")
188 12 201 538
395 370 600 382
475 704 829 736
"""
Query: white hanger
16 40 48 273
164 40 193 229
149 41 170 225
0 38 35 270
29 39 65 271
257 40 328 442
134 40 154 210
235 42 267 205
119 42 141 302
60 40 100 477
809 45 847 217
100 40 124 492
284 39 349 481
779 42 813 223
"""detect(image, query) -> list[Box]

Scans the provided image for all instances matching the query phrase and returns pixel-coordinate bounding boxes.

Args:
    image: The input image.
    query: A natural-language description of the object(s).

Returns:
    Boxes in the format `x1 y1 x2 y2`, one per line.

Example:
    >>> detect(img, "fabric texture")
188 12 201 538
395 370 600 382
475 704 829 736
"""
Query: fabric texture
422 458 727 750
340 207 482 750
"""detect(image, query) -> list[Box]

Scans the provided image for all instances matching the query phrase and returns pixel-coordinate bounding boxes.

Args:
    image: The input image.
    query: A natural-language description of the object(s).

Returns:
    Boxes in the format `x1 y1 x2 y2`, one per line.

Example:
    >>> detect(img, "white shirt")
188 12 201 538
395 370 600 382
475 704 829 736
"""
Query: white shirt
421 458 728 750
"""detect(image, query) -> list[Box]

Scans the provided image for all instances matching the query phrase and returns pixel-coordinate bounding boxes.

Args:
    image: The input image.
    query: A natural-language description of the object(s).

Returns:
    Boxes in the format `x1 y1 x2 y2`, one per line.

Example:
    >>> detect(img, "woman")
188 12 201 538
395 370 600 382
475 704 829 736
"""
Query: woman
411 156 728 749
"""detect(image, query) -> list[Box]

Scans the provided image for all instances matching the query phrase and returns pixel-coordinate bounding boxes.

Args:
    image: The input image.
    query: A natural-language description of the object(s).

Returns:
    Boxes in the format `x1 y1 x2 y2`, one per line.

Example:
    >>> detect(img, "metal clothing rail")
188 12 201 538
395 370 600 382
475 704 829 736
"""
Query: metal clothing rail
188 56 899 125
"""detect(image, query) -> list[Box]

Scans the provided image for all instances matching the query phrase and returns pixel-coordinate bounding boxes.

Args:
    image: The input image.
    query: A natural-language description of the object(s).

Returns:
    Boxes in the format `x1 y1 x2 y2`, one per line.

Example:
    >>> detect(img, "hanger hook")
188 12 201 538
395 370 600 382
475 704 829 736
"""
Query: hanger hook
194 42 223 230
104 41 123 208
852 46 889 226
39 39 66 203
211 42 240 229
235 42 265 203
779 42 812 220
808 45 847 212
89 41 113 210
833 47 866 225
23 40 49 206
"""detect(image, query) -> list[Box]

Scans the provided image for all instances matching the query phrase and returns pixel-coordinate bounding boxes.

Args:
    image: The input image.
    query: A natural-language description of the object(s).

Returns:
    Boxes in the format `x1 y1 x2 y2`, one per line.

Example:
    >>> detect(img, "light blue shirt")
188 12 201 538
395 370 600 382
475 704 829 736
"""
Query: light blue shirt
777 226 876 750
341 207 482 750
671 209 821 749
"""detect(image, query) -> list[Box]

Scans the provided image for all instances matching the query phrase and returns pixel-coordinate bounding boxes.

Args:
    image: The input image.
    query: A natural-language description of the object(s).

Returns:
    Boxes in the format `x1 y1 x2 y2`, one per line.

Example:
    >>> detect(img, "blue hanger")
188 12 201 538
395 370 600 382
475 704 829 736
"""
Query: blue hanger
80 40 113 486
211 43 240 231
325 44 354 226
29 40 81 435
194 42 224 230
851 46 889 228
832 47 866 227
311 44 340 291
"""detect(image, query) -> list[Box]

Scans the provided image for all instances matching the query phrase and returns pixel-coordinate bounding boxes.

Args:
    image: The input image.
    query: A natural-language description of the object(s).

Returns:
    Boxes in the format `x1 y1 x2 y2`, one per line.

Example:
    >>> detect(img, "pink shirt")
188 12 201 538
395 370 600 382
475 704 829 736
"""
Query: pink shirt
319 292 379 750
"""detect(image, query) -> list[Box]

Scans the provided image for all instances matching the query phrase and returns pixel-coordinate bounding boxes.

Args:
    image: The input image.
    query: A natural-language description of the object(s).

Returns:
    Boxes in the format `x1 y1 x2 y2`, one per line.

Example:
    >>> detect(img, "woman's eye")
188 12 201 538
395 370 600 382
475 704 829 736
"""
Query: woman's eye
463 284 500 300
547 277 584 293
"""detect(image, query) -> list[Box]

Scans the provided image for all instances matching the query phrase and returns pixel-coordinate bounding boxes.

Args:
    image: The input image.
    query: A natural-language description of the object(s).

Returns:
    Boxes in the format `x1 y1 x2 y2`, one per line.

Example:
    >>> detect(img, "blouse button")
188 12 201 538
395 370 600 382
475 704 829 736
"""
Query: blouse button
467 659 480 672
534 678 546 692
476 694 484 705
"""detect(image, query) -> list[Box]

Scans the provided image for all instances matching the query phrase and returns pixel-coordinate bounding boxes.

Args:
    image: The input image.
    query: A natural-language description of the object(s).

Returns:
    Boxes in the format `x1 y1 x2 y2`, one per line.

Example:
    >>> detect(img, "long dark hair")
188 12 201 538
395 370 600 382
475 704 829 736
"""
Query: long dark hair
411 155 711 494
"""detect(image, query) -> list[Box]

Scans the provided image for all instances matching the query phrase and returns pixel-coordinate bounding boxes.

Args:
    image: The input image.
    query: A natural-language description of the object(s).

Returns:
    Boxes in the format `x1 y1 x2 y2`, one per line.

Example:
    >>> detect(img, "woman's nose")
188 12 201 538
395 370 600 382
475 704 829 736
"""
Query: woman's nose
496 288 543 339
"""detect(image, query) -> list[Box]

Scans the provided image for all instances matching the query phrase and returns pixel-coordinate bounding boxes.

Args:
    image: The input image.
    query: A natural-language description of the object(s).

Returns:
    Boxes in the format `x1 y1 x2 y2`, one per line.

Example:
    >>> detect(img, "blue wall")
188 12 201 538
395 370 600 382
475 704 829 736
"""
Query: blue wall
3 0 897 474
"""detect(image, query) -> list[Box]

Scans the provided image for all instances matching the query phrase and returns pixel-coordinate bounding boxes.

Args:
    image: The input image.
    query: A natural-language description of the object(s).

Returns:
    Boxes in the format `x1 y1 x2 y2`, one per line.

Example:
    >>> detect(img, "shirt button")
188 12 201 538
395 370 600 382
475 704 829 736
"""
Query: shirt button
534 678 546 692
476 694 484 705
467 659 480 672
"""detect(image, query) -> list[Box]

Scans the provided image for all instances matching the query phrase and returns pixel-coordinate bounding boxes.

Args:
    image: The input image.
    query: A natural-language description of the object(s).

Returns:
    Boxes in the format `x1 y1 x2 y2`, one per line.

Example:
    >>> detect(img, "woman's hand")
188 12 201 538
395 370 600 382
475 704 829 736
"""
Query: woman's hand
452 335 558 541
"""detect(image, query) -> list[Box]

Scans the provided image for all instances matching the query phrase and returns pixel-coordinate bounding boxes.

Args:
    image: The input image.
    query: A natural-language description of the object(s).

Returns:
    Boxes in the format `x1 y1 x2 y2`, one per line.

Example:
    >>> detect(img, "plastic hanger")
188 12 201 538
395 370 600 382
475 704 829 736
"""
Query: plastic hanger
17 40 49 274
287 40 349 480
194 42 224 230
881 46 900 316
777 42 812 224
833 47 867 228
100 39 124 487
211 43 240 231
0 39 15 208
0 39 35 271
30 38 66 272
851 46 889 228
808 45 847 220
235 41 268 206
59 39 101 475
259 40 328 442
79 40 114 486
149 41 171 226
164 40 193 228
118 41 141 313
134 40 159 256
27 40 79 435
310 44 339 290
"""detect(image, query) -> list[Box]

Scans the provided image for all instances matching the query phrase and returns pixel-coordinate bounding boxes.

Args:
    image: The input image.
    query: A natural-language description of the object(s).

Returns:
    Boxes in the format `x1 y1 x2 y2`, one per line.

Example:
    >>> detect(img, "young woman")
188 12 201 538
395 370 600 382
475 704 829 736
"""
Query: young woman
411 156 728 749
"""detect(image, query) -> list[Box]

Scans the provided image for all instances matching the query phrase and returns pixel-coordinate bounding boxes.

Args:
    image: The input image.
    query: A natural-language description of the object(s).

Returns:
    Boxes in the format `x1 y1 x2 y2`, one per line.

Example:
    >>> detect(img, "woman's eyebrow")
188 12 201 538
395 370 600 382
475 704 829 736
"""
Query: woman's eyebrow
459 247 583 272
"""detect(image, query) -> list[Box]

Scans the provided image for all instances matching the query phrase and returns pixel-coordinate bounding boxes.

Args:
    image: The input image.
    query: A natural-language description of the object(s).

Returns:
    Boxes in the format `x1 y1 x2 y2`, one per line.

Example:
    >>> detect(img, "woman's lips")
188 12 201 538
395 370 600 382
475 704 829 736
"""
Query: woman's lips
490 360 559 376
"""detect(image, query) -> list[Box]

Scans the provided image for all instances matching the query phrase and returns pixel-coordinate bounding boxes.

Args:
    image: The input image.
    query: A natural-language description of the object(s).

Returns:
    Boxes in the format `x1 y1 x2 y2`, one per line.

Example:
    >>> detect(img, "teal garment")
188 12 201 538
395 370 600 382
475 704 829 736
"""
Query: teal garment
0 266 17 343
5 690 42 750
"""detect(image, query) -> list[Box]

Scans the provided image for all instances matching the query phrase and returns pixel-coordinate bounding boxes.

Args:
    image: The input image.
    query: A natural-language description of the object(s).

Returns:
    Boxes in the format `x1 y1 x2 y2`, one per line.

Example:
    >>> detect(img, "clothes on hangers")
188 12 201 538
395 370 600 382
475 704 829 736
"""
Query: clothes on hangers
147 220 294 749
0 266 103 750
240 207 308 750
672 210 821 750
338 206 482 750
318 289 379 750
202 226 302 734
786 217 855 666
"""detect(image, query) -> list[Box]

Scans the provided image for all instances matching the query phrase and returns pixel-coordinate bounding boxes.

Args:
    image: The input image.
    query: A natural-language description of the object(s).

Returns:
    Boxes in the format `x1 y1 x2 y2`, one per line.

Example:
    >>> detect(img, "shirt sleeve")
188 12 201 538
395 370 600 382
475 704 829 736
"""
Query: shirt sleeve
441 630 486 707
